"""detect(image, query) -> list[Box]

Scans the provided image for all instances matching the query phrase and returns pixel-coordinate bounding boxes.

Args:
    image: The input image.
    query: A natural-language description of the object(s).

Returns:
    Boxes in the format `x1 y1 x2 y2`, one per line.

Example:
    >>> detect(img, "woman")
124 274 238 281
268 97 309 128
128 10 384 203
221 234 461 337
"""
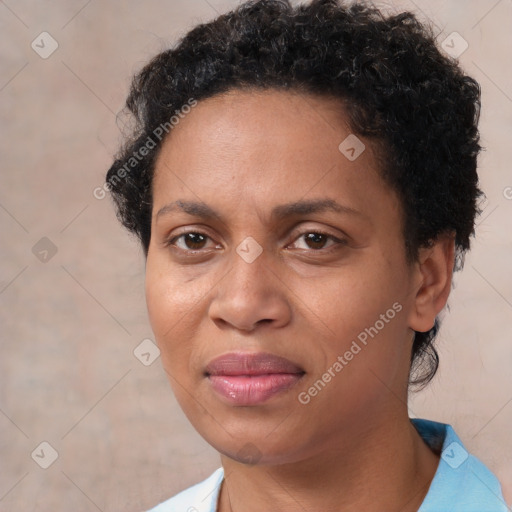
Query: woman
105 0 508 510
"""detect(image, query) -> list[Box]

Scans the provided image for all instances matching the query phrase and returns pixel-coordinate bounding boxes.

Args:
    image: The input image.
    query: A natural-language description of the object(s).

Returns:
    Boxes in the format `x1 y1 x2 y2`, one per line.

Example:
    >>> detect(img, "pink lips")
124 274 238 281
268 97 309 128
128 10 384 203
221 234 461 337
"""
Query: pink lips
205 352 305 406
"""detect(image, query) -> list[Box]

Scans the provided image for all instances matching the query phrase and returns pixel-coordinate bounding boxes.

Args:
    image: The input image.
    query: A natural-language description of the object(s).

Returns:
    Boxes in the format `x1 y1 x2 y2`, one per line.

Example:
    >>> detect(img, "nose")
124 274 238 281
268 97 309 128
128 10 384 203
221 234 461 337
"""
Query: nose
208 244 291 332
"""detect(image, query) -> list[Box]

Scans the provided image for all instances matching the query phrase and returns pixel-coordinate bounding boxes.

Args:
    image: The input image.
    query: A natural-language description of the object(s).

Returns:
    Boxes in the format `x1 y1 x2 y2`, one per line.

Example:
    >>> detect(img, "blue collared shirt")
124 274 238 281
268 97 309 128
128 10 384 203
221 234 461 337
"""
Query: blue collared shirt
147 418 509 511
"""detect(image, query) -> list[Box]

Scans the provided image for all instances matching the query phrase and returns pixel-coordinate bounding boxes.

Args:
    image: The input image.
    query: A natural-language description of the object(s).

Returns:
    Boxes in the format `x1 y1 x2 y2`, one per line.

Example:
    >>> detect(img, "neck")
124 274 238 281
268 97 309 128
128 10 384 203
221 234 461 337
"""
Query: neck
218 411 439 512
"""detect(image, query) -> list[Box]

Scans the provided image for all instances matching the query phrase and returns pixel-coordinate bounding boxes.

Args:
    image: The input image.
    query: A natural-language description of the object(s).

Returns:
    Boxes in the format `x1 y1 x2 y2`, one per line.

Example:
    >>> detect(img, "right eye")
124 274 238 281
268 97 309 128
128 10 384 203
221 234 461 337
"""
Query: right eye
165 231 220 253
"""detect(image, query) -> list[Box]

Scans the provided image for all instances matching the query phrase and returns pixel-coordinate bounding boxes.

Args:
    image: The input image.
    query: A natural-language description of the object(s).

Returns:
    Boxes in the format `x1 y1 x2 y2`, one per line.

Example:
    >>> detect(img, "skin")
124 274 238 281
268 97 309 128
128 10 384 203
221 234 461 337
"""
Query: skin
145 89 455 511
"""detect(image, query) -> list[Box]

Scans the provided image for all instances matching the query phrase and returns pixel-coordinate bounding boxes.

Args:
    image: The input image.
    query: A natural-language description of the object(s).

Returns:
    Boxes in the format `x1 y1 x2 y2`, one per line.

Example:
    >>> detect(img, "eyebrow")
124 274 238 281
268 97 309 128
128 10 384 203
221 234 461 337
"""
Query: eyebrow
155 198 366 224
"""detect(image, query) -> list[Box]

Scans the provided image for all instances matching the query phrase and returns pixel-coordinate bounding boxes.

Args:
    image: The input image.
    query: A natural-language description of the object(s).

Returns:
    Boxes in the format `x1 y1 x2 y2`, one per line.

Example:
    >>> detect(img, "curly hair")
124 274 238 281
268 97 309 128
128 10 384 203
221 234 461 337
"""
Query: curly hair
105 0 482 390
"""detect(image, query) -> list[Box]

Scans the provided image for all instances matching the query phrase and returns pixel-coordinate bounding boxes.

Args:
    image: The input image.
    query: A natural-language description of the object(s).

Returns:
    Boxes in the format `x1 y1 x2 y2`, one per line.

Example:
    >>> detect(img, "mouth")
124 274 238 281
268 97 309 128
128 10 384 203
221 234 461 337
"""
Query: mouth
204 352 305 406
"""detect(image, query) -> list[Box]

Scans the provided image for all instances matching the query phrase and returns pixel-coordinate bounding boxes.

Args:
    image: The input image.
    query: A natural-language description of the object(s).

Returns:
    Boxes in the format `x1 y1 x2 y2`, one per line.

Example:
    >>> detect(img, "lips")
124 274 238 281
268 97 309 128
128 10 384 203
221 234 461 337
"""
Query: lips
205 352 305 405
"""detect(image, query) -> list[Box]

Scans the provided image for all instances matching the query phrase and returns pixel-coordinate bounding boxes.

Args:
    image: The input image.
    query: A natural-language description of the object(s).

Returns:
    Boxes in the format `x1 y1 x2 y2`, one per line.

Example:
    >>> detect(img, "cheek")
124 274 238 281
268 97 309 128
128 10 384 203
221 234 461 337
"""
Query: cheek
313 262 403 340
145 267 173 340
145 253 206 335
144 255 223 387
305 256 410 386
144 264 203 411
145 258 197 363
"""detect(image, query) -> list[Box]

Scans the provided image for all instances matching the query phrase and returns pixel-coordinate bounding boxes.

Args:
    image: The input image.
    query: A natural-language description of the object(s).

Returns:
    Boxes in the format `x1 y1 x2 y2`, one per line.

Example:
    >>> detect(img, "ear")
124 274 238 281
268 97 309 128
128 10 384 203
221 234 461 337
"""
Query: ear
408 233 456 333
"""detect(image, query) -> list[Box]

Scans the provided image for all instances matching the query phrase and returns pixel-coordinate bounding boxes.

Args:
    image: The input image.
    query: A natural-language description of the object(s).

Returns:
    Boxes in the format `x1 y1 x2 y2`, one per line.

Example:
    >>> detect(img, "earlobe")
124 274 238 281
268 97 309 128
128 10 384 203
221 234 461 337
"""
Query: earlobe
408 233 456 333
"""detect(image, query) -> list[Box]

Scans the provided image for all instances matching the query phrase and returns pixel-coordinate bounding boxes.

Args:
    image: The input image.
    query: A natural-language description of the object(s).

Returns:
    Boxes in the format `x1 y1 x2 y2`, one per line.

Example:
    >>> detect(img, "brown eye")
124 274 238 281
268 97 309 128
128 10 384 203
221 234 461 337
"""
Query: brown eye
167 232 212 251
303 232 330 250
291 231 346 251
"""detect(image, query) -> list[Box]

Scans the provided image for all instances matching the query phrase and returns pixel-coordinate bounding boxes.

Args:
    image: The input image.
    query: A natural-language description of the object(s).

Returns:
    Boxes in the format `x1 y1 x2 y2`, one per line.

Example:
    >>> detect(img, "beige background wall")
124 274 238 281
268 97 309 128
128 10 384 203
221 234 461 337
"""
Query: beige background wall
1 0 511 510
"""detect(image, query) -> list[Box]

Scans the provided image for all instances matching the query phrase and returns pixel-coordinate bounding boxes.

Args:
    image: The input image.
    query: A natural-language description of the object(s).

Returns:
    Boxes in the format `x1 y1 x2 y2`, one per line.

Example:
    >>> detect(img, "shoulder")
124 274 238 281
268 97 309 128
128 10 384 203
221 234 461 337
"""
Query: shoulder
413 418 509 512
146 467 224 512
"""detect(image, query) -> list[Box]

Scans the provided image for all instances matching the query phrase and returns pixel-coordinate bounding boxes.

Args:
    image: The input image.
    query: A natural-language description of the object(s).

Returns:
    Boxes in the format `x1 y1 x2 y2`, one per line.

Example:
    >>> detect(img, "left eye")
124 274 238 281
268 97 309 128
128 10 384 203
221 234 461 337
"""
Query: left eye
166 230 344 252
290 231 344 251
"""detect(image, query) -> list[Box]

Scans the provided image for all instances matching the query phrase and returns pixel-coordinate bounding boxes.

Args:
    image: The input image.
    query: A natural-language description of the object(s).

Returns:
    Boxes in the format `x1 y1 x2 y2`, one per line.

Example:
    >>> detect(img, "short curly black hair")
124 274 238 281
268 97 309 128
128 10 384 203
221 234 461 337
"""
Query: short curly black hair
105 0 482 390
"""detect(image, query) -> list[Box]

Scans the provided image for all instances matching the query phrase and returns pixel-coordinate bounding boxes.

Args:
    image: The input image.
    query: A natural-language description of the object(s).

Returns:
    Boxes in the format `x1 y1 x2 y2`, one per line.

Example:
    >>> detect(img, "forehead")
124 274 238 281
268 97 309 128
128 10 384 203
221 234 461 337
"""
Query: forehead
155 88 356 157
152 88 392 224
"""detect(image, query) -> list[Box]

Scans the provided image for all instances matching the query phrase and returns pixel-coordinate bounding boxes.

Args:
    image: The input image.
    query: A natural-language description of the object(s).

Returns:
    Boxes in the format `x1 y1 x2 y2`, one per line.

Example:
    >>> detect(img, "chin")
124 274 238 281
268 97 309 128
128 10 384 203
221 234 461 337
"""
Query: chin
198 420 308 466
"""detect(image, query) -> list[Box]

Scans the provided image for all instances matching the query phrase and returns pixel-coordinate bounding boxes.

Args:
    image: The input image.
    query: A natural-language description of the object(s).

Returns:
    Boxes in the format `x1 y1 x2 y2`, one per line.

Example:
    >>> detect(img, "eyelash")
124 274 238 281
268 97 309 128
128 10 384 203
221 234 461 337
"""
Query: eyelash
164 229 347 254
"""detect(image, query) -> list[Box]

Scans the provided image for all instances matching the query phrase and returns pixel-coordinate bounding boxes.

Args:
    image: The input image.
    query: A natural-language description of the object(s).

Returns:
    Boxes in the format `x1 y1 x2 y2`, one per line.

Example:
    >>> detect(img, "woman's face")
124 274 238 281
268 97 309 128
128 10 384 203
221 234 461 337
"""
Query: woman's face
145 89 421 464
